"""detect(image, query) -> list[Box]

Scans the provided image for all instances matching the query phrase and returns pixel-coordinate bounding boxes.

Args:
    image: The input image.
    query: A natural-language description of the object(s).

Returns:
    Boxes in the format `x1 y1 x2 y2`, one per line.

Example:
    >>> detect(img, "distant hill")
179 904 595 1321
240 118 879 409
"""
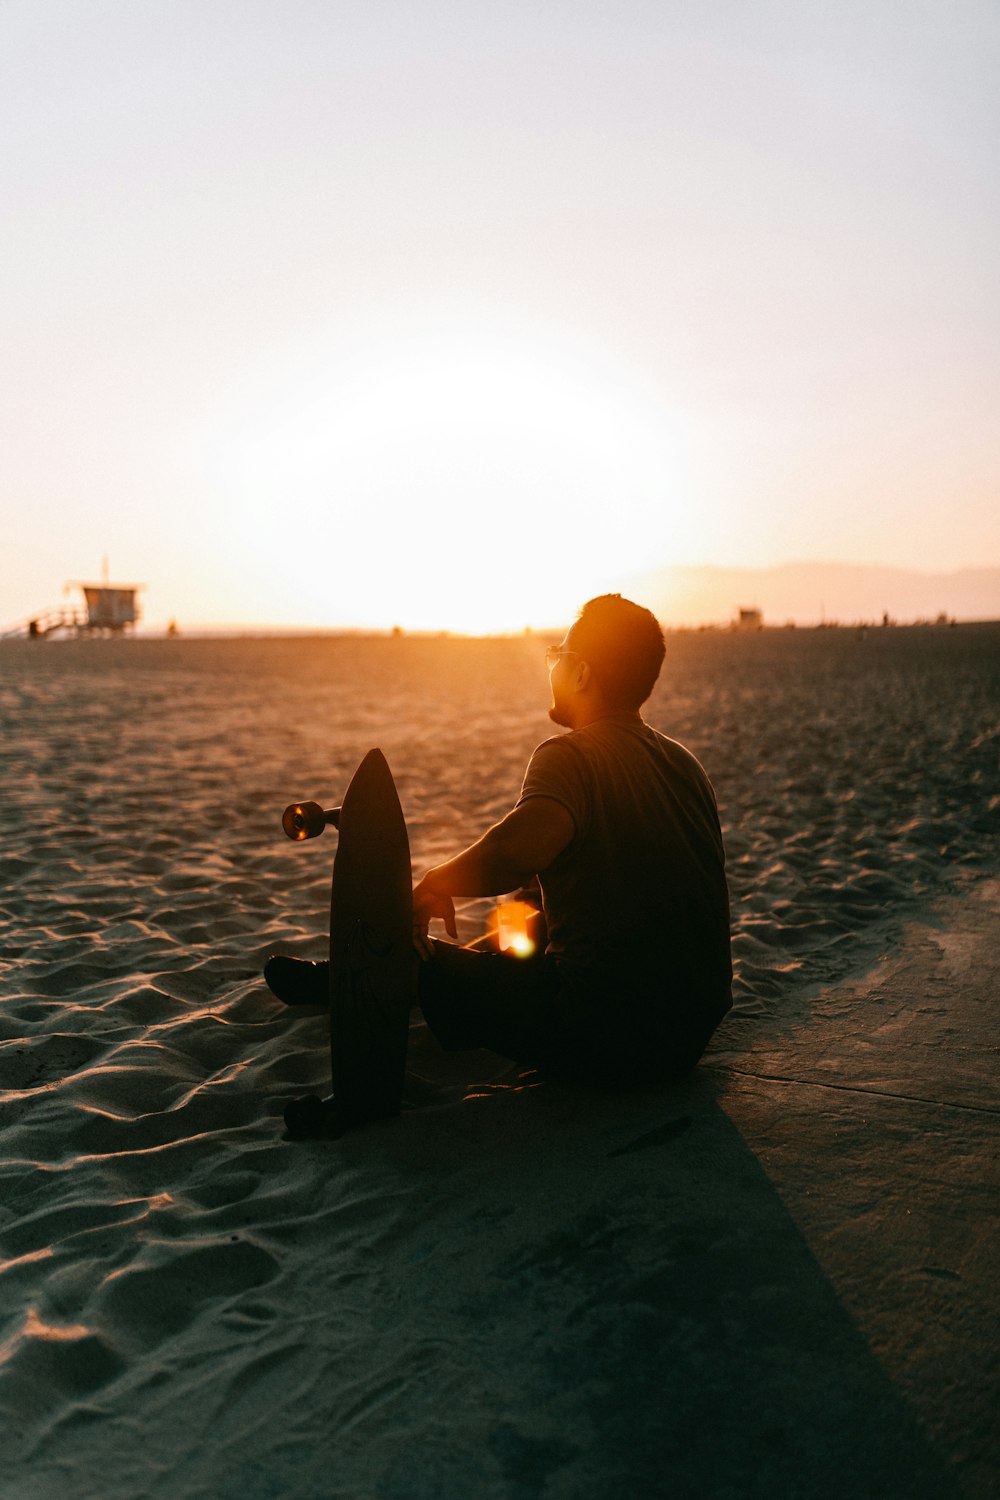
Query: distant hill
618 562 1000 627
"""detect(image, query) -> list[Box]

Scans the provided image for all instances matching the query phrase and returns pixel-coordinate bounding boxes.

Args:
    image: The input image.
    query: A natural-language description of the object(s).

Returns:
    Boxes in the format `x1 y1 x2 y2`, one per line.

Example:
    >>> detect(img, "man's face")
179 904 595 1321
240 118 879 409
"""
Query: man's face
547 632 579 728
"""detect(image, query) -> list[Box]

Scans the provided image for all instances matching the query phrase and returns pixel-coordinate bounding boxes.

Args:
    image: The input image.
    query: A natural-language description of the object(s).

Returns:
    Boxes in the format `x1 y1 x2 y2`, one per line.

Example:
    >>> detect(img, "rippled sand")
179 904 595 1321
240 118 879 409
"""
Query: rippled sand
1 625 997 1498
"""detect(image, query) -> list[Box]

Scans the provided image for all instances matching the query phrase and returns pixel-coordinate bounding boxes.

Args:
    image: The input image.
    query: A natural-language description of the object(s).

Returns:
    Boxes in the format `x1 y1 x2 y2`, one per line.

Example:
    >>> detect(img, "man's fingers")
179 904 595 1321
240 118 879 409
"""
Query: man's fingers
411 883 457 952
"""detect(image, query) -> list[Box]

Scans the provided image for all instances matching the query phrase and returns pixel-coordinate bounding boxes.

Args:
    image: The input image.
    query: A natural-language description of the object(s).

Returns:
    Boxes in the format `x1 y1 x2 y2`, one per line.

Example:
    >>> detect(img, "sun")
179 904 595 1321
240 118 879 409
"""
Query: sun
206 317 693 632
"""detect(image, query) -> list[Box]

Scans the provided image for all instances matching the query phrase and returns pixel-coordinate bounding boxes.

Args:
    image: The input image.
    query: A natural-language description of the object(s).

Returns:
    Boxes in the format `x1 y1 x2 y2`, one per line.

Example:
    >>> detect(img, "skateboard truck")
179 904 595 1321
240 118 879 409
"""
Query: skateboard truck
281 802 342 840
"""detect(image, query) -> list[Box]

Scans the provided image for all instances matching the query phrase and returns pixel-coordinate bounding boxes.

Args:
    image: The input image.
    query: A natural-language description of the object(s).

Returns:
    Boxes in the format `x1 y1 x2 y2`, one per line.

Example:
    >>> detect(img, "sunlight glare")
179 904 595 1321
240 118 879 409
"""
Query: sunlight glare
497 899 536 957
207 321 692 632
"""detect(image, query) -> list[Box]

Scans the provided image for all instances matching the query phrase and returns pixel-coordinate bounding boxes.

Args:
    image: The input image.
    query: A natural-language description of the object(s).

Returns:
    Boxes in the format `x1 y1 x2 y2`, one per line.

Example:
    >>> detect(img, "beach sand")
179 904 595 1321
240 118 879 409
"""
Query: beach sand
1 626 997 1498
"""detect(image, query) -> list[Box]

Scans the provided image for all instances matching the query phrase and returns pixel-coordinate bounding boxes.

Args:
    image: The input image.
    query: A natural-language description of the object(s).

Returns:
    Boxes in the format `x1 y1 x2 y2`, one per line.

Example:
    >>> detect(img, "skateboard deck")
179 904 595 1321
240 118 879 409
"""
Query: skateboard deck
283 749 413 1139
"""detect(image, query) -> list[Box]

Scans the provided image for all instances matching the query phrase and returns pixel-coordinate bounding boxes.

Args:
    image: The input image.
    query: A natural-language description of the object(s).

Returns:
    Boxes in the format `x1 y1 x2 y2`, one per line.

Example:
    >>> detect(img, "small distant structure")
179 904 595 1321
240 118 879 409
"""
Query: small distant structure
72 577 142 634
6 559 144 640
736 606 764 631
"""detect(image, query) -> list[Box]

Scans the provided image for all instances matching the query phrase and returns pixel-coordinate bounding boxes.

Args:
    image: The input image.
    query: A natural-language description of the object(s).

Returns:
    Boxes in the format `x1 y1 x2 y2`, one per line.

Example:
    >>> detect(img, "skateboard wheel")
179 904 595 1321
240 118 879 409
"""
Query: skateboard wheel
283 1093 387 1140
283 1093 326 1137
284 1093 360 1139
282 800 326 841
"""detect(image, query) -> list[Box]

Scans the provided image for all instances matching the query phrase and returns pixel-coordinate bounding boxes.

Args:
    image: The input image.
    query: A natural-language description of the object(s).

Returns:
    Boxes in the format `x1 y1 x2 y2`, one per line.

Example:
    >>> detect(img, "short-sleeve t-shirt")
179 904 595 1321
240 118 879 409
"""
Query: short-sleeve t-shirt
516 715 732 1037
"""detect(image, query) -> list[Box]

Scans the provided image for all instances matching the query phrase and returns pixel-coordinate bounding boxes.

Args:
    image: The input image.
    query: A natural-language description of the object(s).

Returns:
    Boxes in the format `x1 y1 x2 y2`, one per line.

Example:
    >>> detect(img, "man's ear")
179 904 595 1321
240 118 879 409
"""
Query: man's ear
573 658 591 692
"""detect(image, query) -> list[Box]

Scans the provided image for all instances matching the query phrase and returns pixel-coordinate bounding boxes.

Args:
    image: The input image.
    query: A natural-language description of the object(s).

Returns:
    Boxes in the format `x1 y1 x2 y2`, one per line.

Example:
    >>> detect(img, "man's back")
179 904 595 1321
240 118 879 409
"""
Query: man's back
517 716 732 1044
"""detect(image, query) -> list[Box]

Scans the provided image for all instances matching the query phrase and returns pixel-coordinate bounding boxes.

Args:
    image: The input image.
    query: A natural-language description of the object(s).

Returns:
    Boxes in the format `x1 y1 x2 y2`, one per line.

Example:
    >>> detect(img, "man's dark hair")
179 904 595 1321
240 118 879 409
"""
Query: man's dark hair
572 594 665 710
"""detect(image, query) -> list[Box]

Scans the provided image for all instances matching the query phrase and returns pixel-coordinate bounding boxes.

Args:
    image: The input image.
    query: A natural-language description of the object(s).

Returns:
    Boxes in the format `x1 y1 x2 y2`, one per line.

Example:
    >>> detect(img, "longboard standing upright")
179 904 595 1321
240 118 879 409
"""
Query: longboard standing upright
281 749 413 1139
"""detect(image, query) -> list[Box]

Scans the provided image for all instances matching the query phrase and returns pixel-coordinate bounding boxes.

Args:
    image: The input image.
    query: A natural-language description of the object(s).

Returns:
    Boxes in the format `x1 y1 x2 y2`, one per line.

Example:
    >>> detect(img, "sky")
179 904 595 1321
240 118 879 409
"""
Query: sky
2 0 997 633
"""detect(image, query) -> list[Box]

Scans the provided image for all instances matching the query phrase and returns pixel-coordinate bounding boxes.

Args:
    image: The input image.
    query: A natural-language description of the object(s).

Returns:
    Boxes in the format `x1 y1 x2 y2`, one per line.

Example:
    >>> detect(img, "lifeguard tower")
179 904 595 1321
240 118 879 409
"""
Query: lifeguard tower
72 577 142 635
736 606 764 631
8 563 145 639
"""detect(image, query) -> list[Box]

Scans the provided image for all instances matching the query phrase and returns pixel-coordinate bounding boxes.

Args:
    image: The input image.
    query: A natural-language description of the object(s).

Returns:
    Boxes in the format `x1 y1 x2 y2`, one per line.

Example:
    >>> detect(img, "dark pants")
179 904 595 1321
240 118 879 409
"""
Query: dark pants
417 940 721 1083
418 942 564 1065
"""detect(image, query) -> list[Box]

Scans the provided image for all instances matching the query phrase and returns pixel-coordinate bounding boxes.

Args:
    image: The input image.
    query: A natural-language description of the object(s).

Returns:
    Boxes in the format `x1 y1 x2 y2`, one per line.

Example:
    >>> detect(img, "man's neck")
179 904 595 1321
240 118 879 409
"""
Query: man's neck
569 703 642 731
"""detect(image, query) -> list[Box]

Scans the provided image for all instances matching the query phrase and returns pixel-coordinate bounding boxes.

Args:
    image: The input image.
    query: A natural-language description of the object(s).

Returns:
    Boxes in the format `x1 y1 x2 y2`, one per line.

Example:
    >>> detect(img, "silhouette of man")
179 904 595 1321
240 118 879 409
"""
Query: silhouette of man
267 594 732 1083
410 593 732 1080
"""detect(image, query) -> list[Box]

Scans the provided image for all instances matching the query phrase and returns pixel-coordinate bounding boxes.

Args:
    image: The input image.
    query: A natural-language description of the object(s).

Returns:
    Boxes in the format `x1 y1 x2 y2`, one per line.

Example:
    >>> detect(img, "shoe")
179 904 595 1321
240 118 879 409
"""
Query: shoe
264 955 330 1006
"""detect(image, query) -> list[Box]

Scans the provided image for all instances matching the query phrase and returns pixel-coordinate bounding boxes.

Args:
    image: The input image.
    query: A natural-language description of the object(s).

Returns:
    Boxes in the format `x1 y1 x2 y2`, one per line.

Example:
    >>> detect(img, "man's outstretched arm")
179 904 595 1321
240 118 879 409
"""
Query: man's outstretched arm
412 797 574 958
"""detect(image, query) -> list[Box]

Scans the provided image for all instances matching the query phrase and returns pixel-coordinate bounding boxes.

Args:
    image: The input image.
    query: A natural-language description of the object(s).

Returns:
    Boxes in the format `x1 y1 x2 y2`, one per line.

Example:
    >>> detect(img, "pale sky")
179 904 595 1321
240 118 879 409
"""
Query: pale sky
2 0 997 632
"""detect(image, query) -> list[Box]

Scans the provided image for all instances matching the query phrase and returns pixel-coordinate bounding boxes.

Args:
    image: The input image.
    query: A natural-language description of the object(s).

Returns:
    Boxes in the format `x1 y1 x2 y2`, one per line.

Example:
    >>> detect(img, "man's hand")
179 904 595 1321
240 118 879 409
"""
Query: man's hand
410 798 572 960
412 875 458 961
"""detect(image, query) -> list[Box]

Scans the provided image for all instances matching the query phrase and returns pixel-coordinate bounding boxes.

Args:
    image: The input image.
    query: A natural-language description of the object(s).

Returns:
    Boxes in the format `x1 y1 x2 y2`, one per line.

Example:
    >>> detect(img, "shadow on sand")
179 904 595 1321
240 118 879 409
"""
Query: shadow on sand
335 1051 961 1500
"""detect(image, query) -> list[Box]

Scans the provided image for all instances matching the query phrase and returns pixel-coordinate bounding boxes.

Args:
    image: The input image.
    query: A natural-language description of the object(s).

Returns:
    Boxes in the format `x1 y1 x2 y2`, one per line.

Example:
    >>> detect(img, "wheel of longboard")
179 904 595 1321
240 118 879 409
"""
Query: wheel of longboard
283 1093 344 1139
283 1093 320 1136
283 1092 398 1140
282 801 340 840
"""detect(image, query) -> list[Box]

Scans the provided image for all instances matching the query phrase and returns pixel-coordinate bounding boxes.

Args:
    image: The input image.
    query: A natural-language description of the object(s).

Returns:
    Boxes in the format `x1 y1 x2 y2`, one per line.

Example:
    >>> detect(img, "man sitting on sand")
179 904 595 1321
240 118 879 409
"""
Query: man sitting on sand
268 593 732 1083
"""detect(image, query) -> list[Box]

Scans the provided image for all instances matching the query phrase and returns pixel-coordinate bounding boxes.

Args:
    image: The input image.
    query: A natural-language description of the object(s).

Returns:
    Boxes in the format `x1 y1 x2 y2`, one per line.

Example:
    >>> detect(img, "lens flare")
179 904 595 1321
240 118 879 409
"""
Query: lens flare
496 900 536 958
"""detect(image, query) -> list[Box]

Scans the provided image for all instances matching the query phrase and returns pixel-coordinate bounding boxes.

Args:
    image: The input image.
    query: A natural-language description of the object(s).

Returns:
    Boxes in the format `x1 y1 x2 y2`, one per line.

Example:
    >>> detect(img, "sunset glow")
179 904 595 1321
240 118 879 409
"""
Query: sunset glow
1 3 996 634
203 319 689 634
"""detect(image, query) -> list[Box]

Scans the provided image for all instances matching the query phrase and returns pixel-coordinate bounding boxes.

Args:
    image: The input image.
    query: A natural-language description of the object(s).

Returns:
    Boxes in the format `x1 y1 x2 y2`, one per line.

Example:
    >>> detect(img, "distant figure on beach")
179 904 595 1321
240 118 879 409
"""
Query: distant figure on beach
269 594 732 1085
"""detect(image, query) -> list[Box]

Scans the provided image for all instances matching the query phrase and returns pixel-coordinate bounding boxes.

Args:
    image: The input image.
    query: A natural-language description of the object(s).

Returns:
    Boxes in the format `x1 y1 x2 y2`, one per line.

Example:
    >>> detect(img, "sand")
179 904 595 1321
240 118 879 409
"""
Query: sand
0 625 997 1499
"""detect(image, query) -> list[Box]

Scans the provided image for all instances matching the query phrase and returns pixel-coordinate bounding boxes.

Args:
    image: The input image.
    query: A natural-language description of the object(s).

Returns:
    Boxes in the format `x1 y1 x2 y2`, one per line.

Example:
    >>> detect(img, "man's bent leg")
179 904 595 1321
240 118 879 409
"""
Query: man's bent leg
418 941 564 1067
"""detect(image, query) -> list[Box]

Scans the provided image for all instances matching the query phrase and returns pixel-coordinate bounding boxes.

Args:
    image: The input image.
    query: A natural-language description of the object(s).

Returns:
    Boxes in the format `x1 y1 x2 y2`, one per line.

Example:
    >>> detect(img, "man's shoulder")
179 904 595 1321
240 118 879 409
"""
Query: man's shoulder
527 729 590 762
524 732 586 777
578 716 686 758
529 719 706 779
518 732 591 818
646 724 715 782
587 717 715 790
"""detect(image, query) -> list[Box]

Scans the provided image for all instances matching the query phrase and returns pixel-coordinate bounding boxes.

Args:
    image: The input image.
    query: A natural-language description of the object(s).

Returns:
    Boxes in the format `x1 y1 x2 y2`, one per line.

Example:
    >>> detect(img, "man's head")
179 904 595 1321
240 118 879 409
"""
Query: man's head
547 594 665 728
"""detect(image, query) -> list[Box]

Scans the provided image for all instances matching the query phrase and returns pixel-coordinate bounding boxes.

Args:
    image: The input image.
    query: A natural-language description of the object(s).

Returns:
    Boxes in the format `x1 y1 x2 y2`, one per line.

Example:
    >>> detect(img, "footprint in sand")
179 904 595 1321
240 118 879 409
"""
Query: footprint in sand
0 1034 105 1091
92 1238 280 1350
0 1311 125 1422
